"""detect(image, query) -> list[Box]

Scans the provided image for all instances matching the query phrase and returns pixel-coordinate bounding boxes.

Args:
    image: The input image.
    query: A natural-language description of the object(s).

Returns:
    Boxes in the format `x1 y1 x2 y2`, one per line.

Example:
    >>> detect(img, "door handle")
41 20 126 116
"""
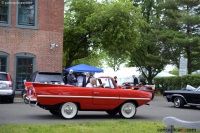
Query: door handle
94 92 99 95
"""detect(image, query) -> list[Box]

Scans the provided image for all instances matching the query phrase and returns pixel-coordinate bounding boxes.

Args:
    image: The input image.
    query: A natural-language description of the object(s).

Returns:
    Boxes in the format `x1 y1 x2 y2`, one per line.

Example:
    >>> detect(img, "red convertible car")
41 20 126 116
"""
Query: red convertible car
25 76 152 119
122 82 156 100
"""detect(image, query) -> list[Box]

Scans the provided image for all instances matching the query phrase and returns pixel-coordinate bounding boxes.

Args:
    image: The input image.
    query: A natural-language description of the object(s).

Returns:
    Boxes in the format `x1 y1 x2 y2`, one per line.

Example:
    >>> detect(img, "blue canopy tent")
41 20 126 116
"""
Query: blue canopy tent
65 64 104 73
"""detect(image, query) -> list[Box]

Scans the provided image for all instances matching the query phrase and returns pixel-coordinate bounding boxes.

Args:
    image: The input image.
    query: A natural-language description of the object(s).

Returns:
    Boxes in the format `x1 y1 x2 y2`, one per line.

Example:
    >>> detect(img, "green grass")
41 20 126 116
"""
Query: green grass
0 121 199 133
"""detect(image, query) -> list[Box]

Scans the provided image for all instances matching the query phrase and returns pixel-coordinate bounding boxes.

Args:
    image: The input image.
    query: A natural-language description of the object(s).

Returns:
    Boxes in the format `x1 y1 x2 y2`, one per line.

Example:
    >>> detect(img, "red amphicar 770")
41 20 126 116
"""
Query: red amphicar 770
25 76 152 119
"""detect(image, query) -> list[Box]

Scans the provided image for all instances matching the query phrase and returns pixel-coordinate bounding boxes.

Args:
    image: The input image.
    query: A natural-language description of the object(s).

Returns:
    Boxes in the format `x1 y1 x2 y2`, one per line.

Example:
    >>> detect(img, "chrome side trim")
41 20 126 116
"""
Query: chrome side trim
94 97 118 99
120 97 151 100
37 95 151 100
38 95 93 99
187 103 200 106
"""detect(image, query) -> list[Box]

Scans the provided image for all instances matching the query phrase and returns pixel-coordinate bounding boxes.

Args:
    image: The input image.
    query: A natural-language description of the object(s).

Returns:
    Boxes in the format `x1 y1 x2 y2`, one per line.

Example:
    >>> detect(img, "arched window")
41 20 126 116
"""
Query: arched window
0 51 9 72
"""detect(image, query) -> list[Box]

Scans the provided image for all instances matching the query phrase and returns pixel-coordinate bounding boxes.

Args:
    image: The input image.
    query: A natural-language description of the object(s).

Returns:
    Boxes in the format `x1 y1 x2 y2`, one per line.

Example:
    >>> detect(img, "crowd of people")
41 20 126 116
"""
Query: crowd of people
65 69 105 87
64 69 140 88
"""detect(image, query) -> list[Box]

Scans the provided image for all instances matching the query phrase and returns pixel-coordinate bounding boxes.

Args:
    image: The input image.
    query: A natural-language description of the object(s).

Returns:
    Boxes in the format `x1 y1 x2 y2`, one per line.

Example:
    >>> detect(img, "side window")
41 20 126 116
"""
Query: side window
16 0 37 28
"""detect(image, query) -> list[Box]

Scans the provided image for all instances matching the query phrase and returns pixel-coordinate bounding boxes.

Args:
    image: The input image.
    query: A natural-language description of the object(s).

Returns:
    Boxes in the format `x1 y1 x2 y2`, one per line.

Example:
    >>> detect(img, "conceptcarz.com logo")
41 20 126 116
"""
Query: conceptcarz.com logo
1 1 33 5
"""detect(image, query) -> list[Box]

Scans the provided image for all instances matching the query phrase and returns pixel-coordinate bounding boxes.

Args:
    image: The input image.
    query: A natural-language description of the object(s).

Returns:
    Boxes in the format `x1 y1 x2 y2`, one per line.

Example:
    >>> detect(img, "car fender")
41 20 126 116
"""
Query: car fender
170 94 187 104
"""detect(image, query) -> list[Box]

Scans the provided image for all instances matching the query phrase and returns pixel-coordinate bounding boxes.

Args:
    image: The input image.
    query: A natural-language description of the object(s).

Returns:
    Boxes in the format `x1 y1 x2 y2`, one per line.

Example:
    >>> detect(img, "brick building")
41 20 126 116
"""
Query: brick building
0 0 64 92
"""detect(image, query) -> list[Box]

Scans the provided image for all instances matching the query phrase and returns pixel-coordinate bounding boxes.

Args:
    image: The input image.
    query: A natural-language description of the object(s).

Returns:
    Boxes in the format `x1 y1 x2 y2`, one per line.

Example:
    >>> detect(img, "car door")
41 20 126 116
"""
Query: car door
92 87 119 109
190 90 200 104
184 90 200 104
92 78 119 110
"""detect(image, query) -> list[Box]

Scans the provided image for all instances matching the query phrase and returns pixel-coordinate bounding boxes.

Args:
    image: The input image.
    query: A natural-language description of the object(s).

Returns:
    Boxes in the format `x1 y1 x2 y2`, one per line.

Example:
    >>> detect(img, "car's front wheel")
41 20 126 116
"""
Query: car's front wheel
119 102 136 119
59 102 78 119
174 97 185 108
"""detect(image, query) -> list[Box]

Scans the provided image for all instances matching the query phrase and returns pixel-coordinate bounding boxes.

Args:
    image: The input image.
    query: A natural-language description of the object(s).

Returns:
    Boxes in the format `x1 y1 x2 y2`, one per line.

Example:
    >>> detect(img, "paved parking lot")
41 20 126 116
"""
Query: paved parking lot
0 96 199 125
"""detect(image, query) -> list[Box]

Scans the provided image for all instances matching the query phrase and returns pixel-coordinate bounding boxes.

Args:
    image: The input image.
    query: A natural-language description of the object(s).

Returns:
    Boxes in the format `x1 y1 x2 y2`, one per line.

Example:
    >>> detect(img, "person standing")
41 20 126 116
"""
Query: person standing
82 72 91 87
114 76 117 84
67 69 77 86
132 75 139 86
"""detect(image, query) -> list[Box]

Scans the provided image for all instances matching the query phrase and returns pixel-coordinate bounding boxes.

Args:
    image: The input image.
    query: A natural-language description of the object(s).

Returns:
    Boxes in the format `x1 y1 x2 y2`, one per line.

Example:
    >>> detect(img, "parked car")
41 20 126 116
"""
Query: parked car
25 76 152 119
122 82 155 100
0 72 14 103
22 71 65 104
163 85 200 108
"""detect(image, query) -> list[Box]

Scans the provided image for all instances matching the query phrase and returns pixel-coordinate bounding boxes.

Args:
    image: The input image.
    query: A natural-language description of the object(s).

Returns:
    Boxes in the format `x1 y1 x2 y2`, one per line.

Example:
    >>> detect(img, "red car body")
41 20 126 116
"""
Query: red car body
122 82 156 100
25 76 152 119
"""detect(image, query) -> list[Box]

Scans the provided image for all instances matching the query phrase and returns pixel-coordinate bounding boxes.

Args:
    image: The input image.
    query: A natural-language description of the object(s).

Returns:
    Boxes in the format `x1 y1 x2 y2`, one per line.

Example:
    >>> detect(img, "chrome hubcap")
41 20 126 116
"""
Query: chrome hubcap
175 99 180 107
123 105 132 114
64 105 73 115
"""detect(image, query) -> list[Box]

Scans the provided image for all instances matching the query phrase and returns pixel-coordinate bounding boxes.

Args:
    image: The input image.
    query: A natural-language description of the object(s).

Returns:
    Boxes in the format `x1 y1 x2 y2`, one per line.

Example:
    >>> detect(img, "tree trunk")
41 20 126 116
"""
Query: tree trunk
186 46 191 74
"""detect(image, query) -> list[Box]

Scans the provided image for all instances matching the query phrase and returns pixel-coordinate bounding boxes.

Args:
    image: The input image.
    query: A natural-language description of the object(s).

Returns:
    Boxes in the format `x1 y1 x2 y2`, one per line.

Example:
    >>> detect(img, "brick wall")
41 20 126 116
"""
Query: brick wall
0 0 64 78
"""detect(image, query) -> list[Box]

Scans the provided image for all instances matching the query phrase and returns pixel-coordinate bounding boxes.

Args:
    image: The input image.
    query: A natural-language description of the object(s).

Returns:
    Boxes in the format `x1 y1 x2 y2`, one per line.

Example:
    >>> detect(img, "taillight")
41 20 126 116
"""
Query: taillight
7 74 12 87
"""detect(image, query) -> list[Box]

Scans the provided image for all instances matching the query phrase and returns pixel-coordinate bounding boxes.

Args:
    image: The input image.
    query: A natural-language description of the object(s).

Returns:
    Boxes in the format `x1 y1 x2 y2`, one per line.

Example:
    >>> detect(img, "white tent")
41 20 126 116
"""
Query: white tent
95 67 140 85
95 67 140 78
155 71 176 77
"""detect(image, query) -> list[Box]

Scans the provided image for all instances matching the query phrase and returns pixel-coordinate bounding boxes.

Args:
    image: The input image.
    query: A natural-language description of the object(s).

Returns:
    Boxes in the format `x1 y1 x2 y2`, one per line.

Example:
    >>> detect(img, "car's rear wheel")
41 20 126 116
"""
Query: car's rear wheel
119 102 136 119
49 109 59 115
174 97 184 108
59 102 78 119
106 110 118 116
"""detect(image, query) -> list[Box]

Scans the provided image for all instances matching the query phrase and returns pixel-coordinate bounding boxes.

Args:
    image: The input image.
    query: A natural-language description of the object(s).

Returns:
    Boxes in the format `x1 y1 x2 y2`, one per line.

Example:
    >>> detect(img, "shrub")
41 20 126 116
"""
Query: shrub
154 74 200 94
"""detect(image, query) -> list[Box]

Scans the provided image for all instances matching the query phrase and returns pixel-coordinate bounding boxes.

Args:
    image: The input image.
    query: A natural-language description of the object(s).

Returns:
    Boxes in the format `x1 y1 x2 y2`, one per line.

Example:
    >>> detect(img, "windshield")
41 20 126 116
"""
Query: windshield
97 78 115 88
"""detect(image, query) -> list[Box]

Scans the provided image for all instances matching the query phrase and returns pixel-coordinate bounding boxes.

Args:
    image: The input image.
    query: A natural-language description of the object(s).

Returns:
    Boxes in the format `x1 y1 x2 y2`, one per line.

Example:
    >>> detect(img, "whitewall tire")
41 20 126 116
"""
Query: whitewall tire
119 102 136 119
59 102 78 119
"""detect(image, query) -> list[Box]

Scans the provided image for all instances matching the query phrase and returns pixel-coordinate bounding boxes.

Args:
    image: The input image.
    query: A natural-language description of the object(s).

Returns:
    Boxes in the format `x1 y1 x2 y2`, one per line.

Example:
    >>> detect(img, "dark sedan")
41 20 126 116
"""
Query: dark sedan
163 86 200 108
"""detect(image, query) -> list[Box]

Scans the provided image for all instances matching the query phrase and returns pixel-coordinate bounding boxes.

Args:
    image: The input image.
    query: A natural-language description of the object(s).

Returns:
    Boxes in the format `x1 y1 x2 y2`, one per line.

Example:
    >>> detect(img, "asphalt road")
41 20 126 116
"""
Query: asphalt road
0 96 199 125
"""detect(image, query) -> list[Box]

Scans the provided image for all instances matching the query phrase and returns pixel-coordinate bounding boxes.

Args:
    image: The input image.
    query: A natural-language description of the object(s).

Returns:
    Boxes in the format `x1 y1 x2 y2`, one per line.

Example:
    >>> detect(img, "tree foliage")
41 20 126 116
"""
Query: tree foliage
63 0 146 68
158 0 200 74
63 0 200 84
128 0 169 84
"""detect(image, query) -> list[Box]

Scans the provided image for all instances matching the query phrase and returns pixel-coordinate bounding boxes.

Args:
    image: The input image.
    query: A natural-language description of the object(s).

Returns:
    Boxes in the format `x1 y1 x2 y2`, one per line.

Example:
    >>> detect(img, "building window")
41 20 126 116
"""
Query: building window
0 52 9 72
16 0 37 29
14 53 36 90
0 57 7 72
16 58 33 90
0 0 11 26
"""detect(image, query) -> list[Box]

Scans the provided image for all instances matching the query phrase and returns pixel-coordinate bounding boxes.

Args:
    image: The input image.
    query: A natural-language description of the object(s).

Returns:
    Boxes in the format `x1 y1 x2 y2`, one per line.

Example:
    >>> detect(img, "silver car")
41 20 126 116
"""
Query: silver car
0 72 15 103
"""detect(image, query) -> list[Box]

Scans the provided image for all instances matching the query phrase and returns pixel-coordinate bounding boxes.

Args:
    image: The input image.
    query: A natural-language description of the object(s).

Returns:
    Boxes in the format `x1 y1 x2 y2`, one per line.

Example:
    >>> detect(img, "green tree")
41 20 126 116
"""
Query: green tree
169 67 179 76
63 0 146 68
105 49 128 71
63 0 99 68
128 0 169 84
159 0 200 74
